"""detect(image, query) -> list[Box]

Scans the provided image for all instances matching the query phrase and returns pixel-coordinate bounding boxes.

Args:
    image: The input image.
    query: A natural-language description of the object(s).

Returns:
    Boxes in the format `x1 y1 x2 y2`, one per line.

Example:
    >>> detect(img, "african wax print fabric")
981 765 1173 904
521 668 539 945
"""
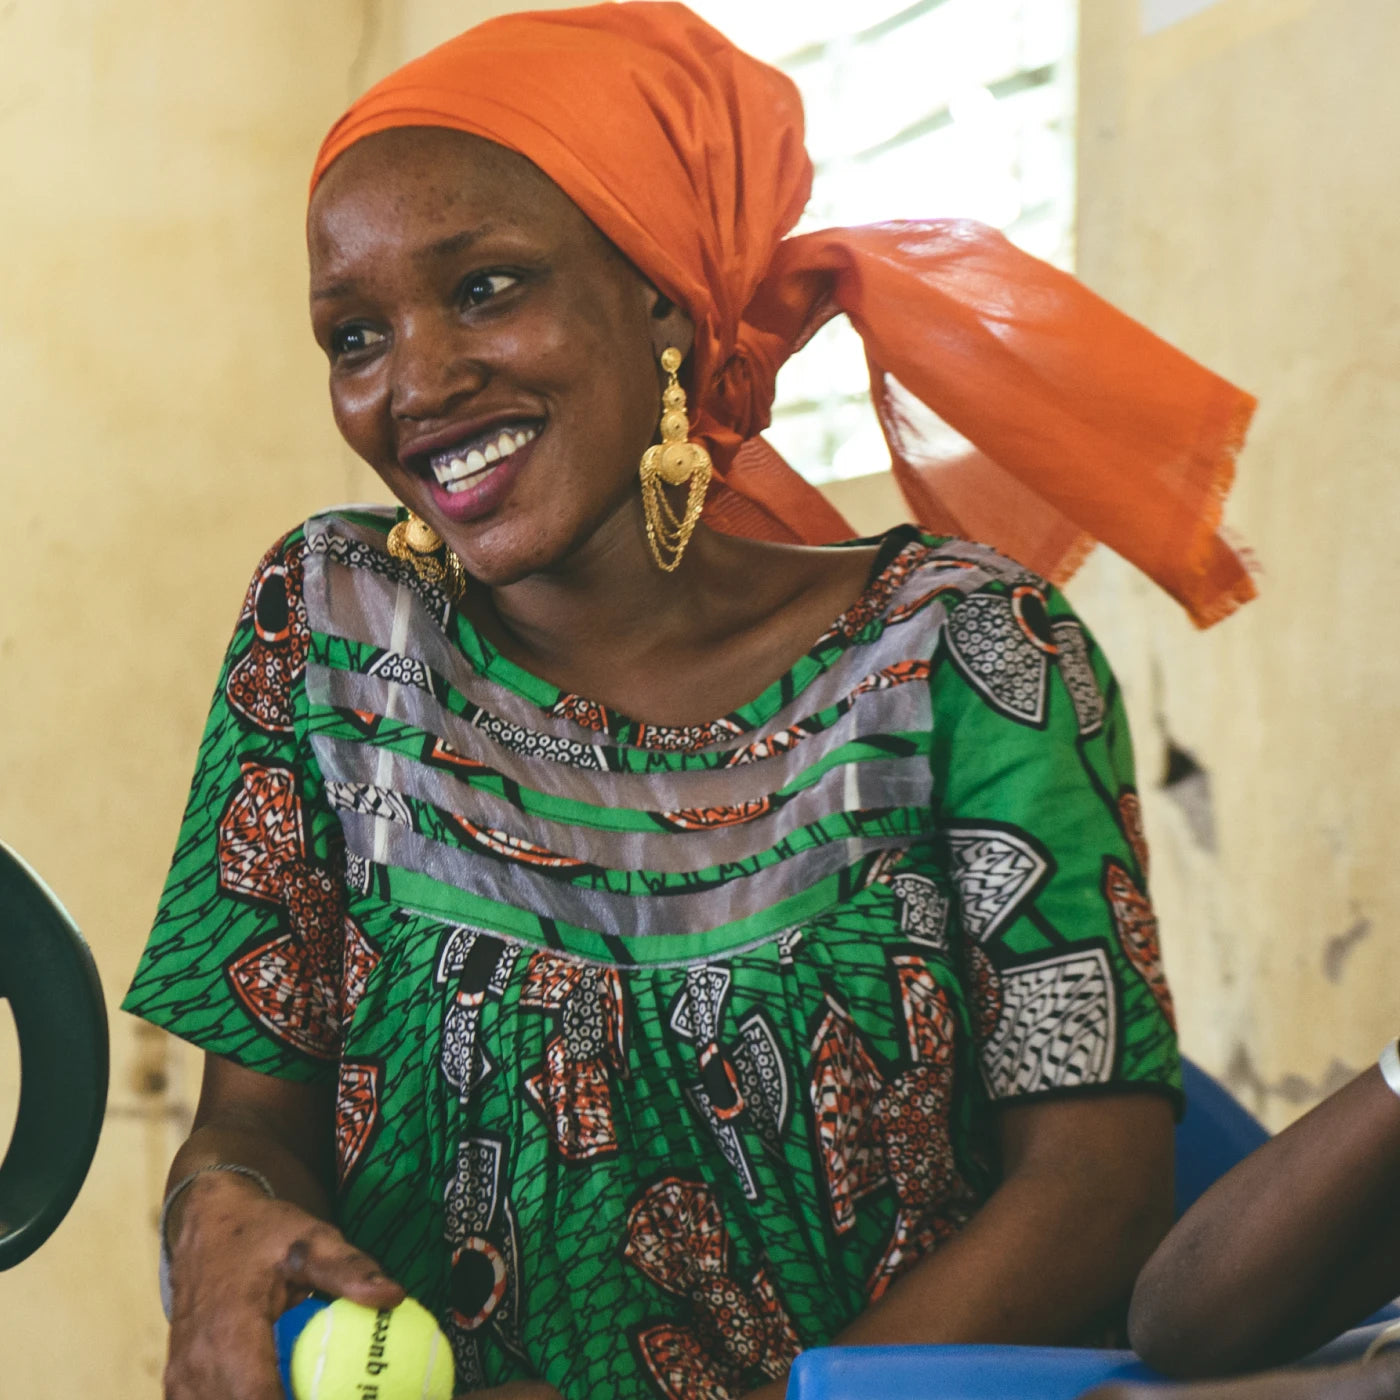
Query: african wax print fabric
124 507 1180 1398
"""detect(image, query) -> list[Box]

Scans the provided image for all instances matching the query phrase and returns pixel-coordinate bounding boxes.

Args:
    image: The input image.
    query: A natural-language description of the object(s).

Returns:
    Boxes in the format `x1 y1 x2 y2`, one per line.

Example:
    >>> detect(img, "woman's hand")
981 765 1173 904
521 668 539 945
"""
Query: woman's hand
163 1169 404 1400
160 1057 403 1400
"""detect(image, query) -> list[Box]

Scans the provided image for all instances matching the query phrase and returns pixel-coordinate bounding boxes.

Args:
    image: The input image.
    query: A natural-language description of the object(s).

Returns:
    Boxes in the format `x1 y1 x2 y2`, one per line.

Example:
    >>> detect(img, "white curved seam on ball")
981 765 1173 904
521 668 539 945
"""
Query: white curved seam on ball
309 1309 333 1400
420 1330 440 1400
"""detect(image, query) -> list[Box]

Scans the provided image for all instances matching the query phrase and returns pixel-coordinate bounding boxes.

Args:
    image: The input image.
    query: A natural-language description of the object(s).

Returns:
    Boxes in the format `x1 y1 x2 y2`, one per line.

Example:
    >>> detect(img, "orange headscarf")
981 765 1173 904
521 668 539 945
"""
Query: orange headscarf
312 2 1256 626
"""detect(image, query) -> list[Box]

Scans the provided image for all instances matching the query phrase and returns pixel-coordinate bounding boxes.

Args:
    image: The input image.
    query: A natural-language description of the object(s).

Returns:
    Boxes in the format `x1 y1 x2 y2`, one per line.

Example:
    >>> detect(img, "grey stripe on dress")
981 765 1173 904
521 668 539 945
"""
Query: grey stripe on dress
306 660 934 811
334 807 924 941
312 729 931 874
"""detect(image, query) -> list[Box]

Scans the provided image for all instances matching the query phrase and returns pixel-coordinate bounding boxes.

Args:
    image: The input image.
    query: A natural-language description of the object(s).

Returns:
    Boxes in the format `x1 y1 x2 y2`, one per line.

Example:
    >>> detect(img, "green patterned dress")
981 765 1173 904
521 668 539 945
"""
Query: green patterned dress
124 506 1179 1398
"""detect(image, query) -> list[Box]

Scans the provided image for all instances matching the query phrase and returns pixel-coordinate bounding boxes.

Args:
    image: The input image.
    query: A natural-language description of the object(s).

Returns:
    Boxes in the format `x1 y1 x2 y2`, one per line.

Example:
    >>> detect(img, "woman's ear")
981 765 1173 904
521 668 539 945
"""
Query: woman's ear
646 286 694 364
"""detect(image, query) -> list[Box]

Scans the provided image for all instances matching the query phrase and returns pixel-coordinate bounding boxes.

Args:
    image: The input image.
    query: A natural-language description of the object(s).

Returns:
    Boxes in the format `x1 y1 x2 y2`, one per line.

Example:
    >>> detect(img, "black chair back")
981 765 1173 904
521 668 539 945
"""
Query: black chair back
0 840 108 1269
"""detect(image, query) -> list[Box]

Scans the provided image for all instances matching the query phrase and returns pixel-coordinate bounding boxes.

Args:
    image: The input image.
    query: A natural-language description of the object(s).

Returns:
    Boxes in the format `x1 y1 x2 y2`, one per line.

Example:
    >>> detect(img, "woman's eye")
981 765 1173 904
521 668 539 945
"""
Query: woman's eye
461 272 519 308
330 324 386 358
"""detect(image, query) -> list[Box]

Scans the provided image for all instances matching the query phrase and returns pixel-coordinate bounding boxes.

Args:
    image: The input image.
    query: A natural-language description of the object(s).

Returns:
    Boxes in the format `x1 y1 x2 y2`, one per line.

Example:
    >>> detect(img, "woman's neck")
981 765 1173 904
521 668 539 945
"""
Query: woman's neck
466 512 723 682
453 507 885 728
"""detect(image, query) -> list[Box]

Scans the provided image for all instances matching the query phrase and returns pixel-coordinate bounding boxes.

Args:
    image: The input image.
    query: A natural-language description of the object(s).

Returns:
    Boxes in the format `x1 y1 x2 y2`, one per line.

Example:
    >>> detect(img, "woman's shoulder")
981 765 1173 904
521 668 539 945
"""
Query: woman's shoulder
246 503 396 567
895 531 1113 735
858 525 1071 624
902 527 1052 590
232 505 412 653
827 530 1104 725
299 502 397 550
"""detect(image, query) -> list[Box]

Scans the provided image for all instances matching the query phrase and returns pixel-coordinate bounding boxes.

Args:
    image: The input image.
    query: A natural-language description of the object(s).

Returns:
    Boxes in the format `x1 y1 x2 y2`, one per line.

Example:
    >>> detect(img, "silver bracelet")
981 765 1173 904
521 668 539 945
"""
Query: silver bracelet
1379 1039 1400 1100
1363 1317 1400 1363
159 1162 276 1255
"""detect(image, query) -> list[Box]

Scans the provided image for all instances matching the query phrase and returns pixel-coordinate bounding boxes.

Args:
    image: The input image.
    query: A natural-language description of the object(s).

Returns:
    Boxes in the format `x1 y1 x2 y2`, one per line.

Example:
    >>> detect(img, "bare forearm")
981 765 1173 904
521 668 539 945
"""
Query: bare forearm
837 1157 1169 1346
740 1096 1173 1398
161 1058 401 1400
1131 1065 1400 1376
164 1118 335 1249
164 1057 338 1250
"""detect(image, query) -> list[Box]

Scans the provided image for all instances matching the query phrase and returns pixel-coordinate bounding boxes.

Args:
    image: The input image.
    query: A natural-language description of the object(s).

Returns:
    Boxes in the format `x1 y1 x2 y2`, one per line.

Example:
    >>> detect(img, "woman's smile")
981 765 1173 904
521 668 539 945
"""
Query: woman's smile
423 421 542 522
428 423 540 493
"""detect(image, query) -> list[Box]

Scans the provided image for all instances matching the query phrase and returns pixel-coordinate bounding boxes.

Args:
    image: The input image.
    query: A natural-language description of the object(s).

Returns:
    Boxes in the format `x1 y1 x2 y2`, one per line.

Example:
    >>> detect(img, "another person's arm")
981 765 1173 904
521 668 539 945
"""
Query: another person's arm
1130 1056 1400 1377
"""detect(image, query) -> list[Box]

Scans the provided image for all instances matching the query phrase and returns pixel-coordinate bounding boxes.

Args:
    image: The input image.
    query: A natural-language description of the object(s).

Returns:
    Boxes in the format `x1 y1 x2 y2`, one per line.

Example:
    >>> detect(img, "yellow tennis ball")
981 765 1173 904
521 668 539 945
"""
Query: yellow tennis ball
290 1296 454 1400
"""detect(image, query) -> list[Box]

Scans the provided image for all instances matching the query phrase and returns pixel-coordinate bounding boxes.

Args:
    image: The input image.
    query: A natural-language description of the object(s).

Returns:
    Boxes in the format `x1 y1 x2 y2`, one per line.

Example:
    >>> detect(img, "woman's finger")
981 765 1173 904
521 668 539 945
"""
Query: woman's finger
276 1222 405 1308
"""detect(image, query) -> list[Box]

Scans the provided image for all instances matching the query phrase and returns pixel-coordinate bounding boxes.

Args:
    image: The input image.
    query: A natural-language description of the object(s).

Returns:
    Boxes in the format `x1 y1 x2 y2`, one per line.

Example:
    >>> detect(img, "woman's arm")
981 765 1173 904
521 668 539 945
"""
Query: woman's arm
838 1092 1174 1345
1130 1059 1400 1378
743 1091 1175 1400
162 1055 403 1400
166 1060 564 1400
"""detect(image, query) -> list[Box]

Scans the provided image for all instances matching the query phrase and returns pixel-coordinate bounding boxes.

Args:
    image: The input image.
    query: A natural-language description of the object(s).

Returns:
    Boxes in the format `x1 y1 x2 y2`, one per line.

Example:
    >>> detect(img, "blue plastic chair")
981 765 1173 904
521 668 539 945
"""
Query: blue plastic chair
1174 1057 1269 1218
786 1345 1157 1400
788 1057 1274 1399
276 1297 328 1393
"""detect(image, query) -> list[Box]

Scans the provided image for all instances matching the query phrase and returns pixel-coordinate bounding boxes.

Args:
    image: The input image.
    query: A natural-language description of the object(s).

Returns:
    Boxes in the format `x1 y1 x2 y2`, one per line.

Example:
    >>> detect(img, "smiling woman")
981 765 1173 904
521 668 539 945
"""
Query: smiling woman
122 5 1255 1399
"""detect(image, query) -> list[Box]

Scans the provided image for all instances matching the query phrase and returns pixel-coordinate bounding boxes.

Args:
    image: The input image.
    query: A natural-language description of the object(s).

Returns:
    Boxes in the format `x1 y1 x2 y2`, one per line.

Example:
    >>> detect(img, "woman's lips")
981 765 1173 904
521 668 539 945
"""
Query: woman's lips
424 425 540 523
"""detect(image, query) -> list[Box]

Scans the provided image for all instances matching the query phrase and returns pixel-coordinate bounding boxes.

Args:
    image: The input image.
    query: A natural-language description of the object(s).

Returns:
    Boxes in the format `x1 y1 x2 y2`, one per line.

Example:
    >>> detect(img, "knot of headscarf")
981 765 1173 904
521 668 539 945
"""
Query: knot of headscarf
703 326 783 459
311 1 1257 626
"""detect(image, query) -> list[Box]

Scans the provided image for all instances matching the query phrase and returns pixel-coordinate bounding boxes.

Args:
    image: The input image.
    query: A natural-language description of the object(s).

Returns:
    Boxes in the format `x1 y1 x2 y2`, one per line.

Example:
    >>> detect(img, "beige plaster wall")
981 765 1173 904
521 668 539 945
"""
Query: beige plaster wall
0 2 563 1391
1073 0 1400 1124
5 0 1397 1391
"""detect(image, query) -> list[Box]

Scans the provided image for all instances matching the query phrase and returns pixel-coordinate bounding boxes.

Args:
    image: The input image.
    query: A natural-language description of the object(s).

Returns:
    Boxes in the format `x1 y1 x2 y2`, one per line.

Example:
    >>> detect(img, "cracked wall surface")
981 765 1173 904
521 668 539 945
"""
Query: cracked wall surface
1074 0 1400 1130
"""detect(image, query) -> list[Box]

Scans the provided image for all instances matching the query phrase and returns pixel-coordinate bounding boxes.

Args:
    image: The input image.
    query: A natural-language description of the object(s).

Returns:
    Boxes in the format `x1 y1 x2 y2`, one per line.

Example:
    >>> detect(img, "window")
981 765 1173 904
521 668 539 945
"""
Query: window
688 0 1077 483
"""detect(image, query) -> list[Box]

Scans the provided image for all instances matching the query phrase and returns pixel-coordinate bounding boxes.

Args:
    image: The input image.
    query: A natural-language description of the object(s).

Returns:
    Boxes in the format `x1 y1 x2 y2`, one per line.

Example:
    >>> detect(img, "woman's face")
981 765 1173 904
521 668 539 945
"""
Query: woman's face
308 127 690 585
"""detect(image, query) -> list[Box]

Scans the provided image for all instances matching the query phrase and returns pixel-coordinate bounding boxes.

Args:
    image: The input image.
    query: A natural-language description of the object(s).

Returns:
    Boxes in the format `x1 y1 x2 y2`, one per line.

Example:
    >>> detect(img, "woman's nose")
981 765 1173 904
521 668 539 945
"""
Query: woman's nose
389 317 488 421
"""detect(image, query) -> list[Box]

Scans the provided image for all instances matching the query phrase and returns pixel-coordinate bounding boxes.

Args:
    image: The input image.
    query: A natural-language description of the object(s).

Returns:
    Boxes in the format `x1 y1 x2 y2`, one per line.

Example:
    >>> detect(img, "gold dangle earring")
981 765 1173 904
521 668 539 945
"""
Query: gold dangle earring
639 346 712 572
386 511 467 601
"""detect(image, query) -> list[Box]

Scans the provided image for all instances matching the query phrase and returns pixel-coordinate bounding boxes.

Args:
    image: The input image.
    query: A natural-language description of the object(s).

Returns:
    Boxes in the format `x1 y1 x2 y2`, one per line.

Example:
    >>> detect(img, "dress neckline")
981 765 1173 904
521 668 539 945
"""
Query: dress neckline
448 523 928 751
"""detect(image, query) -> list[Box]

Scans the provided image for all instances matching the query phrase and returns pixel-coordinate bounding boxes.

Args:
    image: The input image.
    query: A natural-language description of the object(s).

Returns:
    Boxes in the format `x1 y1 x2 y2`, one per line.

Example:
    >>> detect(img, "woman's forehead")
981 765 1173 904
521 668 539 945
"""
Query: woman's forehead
310 127 570 237
305 124 634 298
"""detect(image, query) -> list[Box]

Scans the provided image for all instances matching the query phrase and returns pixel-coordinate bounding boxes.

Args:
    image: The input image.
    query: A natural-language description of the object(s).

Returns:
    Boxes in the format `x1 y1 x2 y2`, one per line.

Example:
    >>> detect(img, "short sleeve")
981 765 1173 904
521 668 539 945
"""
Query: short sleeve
929 573 1180 1110
123 527 350 1082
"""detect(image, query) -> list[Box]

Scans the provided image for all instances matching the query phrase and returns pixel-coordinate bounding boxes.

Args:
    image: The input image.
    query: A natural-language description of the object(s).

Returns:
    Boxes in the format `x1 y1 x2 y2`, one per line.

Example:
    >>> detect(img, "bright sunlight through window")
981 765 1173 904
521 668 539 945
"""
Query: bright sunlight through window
687 0 1077 484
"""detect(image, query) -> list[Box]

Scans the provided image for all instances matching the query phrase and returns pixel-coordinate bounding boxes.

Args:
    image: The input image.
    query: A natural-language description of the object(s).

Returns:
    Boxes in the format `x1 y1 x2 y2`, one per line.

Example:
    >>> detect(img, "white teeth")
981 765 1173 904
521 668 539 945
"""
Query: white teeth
429 424 540 487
